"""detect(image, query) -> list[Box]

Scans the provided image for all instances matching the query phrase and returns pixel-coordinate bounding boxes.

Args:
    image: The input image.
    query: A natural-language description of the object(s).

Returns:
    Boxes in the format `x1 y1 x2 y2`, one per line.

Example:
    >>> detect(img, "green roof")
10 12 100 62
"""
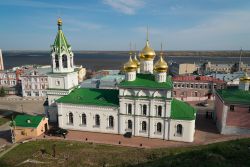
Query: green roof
57 88 119 107
14 115 44 128
53 29 71 54
217 88 250 105
171 99 196 120
119 74 173 89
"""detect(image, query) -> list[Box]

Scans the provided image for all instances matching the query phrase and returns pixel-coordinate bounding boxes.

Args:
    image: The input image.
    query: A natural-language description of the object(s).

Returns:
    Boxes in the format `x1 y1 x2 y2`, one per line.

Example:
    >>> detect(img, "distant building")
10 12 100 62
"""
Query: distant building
210 71 245 86
215 72 250 134
20 66 50 97
172 75 226 101
169 62 197 76
201 61 233 74
201 61 250 75
0 49 4 71
80 70 125 89
13 114 49 142
0 69 22 95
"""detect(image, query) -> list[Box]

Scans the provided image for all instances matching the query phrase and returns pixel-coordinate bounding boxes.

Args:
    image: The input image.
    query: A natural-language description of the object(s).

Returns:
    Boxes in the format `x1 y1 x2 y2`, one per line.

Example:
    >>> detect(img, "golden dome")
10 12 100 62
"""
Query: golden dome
240 71 250 82
133 53 140 67
154 53 168 73
139 52 144 60
124 54 138 72
141 40 156 60
57 18 62 26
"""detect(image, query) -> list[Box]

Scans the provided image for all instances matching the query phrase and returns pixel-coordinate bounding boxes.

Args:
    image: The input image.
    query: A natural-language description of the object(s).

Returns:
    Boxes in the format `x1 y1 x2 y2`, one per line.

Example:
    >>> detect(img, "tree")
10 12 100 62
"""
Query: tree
0 87 6 97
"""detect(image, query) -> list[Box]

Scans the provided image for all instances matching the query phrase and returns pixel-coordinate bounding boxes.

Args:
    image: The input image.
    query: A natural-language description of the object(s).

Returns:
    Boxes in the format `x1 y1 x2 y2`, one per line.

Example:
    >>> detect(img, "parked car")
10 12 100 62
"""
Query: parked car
123 132 132 138
46 127 68 137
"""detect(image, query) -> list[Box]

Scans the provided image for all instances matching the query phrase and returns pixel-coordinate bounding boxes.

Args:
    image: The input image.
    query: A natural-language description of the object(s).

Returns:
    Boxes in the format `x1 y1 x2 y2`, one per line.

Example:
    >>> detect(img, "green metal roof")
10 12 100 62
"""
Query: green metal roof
57 88 119 107
119 74 173 89
217 88 250 105
171 99 196 120
14 115 44 128
53 29 71 54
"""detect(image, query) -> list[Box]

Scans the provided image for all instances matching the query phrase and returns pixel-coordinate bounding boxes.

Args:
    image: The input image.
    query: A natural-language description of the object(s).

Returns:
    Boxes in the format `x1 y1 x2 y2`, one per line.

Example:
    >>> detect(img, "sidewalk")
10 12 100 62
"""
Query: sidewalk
37 129 250 149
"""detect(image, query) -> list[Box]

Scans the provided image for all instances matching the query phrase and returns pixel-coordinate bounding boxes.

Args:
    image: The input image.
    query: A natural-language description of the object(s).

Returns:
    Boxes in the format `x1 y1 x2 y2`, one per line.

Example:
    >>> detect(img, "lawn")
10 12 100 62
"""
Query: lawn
0 117 9 126
0 138 250 167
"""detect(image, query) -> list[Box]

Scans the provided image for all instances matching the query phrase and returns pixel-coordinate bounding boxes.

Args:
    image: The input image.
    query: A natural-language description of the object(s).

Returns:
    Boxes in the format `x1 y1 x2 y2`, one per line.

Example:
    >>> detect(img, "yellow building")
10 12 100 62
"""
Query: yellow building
13 114 49 142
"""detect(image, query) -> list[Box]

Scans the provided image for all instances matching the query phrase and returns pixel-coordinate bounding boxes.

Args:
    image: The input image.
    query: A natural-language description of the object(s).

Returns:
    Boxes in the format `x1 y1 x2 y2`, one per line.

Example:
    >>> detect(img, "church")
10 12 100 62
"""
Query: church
45 19 196 142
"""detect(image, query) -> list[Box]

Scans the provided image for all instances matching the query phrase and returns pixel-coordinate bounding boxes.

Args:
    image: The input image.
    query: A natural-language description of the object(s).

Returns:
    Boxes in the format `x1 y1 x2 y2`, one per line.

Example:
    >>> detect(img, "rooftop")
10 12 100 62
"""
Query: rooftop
217 88 250 105
119 74 173 89
173 76 225 83
14 114 44 128
171 99 196 120
57 88 119 107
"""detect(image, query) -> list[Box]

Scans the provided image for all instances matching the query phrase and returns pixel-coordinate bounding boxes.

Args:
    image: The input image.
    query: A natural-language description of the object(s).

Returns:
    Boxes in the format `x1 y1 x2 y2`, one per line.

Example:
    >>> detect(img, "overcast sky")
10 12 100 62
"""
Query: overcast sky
0 0 250 51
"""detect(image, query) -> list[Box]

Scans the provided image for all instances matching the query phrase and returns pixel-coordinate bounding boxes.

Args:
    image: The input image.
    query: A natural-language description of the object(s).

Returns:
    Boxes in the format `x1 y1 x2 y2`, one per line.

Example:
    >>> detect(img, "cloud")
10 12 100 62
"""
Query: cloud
133 10 250 50
103 0 145 15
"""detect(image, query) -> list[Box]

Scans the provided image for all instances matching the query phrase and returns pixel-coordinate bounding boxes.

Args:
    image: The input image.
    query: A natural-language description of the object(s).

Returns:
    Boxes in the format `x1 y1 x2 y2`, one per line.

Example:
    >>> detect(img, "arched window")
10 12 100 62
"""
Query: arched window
62 55 67 68
158 106 162 117
177 124 183 135
109 116 114 128
142 121 147 131
143 105 147 115
69 112 73 124
95 114 100 126
82 113 86 125
128 120 132 129
157 122 162 133
128 104 132 114
55 55 59 68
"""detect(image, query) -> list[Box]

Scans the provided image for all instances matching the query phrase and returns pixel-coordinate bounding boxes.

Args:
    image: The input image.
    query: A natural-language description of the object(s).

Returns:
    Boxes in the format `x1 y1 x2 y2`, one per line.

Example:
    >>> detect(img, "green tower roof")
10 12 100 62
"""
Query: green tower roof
52 18 71 54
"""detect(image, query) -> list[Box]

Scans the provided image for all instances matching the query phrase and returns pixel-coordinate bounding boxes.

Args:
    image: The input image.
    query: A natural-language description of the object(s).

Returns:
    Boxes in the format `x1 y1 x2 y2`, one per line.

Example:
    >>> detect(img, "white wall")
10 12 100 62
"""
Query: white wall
58 103 119 134
169 119 195 142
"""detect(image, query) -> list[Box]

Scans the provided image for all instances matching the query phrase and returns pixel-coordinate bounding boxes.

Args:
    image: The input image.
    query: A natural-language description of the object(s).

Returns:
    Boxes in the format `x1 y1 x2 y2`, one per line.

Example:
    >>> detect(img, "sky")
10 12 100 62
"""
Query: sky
0 0 250 51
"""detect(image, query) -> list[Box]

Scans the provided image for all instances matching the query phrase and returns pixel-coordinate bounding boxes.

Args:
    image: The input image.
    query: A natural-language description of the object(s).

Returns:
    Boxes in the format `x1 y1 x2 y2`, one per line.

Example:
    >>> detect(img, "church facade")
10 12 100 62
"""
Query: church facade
46 19 196 142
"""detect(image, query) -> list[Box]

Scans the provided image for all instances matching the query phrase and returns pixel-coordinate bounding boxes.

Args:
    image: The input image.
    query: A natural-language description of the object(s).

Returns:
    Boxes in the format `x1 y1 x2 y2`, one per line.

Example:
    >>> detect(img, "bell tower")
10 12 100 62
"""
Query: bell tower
51 18 74 73
45 18 79 123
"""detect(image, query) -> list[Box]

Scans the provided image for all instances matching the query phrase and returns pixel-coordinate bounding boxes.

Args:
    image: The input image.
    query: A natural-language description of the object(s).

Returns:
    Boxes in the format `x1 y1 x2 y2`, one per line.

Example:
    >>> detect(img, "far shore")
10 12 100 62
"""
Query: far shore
2 50 250 57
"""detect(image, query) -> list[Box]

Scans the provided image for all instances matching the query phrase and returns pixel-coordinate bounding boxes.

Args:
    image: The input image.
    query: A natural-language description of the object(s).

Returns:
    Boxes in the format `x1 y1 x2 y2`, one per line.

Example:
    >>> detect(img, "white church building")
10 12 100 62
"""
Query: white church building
45 19 196 142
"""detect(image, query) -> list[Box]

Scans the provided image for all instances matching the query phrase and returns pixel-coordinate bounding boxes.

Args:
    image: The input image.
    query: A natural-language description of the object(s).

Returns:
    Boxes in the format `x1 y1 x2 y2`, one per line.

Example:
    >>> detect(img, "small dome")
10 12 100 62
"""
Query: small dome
141 41 156 60
154 55 168 73
133 54 140 67
57 18 62 26
124 55 137 72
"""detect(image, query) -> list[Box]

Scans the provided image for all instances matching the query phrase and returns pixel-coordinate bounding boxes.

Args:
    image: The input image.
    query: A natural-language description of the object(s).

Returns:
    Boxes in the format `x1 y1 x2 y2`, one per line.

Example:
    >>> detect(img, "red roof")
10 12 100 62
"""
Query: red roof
172 76 225 83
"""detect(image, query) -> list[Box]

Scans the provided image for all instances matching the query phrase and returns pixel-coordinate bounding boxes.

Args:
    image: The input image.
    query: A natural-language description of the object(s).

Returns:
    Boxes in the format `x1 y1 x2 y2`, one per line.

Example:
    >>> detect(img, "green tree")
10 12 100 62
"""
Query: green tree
0 87 6 97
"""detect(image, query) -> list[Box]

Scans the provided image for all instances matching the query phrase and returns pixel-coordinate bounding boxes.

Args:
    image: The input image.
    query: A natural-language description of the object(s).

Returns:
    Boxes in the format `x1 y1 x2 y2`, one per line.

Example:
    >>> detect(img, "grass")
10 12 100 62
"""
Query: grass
0 117 9 126
0 138 250 167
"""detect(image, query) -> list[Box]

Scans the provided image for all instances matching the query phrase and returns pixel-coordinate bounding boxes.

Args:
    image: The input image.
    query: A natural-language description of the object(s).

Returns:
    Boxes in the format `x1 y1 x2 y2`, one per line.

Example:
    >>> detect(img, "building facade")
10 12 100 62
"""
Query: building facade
13 114 49 142
172 76 226 101
169 62 197 76
215 73 250 134
54 30 196 142
0 69 22 95
20 66 50 97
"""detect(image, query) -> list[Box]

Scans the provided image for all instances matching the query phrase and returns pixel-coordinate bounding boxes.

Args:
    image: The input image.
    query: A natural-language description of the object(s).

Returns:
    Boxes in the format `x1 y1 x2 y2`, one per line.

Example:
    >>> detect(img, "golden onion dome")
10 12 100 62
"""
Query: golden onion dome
124 54 138 72
57 18 62 26
154 53 168 73
240 71 250 82
133 53 140 67
139 52 144 60
141 40 156 61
